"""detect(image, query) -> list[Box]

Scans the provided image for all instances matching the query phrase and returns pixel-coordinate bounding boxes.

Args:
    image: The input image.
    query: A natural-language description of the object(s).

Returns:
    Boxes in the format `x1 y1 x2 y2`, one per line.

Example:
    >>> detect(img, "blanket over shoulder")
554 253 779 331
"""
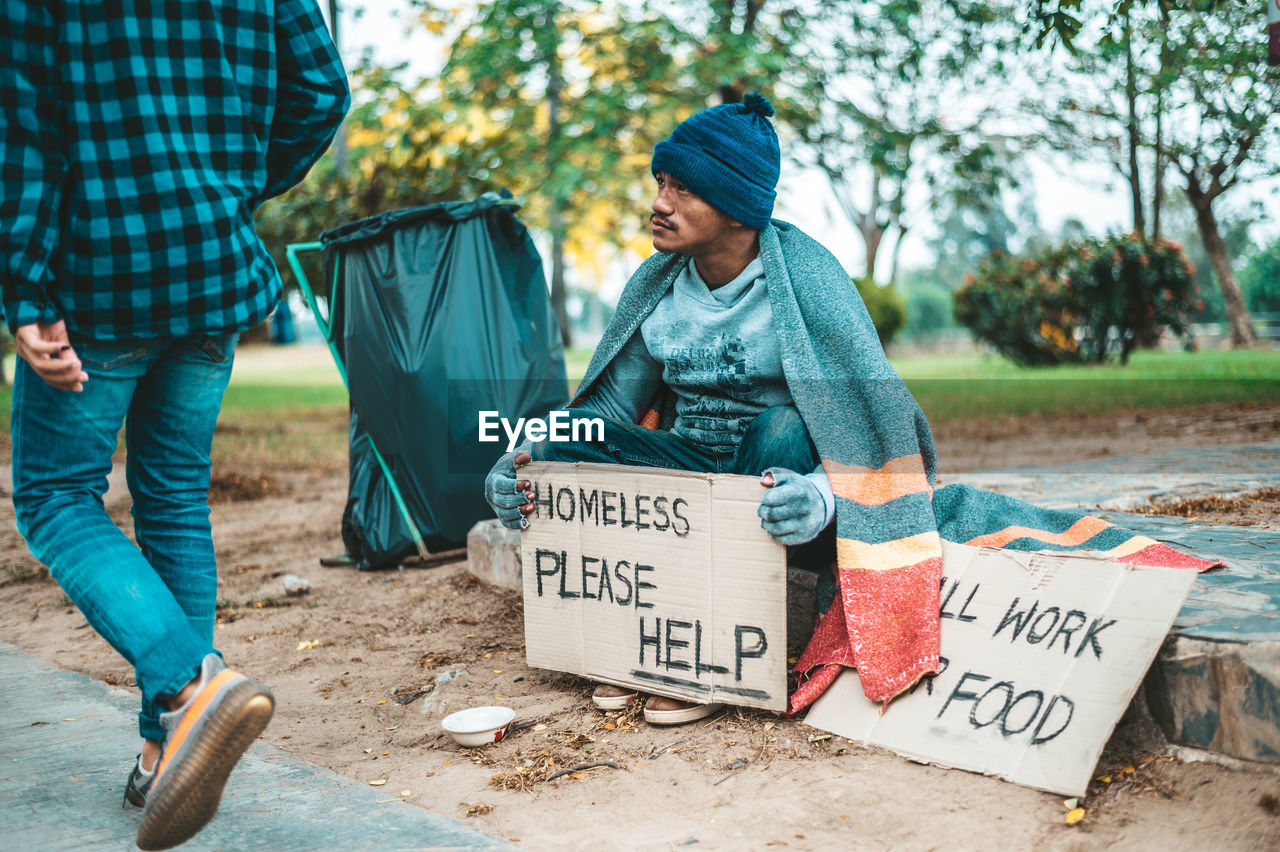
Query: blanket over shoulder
571 221 1220 712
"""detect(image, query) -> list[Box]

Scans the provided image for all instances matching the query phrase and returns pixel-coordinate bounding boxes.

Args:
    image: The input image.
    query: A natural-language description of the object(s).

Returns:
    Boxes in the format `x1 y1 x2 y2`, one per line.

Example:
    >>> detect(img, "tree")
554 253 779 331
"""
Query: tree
926 201 1024 291
424 0 728 347
793 0 1021 286
1161 0 1279 347
1158 192 1262 323
1033 2 1174 240
656 0 813 104
1029 0 1279 348
253 64 500 293
417 0 835 345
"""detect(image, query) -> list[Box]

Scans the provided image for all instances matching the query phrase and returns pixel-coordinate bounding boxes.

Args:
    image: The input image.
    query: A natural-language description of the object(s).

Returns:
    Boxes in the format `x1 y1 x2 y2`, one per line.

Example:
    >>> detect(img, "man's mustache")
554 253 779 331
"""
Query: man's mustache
650 215 675 230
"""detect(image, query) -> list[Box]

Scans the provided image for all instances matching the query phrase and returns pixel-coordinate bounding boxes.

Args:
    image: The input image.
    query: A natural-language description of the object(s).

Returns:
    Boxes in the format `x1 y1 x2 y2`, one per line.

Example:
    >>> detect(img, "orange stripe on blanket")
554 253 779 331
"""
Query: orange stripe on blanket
963 515 1111 549
837 532 941 571
826 455 932 506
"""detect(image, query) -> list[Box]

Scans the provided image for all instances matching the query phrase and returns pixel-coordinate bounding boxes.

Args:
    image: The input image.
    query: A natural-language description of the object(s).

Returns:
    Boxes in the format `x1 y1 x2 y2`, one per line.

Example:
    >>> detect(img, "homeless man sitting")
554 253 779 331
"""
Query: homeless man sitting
485 92 887 725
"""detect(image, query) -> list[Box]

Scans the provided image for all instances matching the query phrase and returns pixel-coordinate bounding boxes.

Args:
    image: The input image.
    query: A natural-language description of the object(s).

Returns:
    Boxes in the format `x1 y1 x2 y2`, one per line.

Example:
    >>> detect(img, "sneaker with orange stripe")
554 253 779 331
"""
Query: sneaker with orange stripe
136 653 274 851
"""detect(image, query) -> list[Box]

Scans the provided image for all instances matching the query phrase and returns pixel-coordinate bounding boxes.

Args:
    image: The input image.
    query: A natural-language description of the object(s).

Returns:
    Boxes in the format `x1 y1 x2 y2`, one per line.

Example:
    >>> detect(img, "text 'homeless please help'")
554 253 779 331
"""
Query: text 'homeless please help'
520 463 790 711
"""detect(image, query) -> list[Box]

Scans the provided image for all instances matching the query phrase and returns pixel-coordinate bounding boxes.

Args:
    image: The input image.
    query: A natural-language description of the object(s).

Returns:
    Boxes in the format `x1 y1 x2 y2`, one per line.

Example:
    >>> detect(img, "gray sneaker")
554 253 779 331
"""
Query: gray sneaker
122 754 154 808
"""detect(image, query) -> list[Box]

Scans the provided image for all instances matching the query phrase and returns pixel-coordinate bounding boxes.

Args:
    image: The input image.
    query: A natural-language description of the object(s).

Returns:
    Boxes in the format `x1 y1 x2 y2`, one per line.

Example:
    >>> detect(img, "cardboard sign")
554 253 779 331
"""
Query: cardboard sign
519 461 788 711
804 541 1197 795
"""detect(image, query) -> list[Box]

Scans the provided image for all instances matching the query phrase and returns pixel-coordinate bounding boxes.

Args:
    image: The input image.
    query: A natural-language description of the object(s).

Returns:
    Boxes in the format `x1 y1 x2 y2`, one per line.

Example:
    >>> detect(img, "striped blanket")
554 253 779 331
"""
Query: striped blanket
570 220 1220 714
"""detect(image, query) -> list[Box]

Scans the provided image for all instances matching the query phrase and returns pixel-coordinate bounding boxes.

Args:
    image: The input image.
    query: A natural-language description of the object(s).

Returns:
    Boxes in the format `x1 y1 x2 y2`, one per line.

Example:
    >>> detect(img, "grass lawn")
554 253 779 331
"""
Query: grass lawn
214 346 348 470
566 346 1279 423
889 349 1280 423
0 347 1274 467
564 347 594 385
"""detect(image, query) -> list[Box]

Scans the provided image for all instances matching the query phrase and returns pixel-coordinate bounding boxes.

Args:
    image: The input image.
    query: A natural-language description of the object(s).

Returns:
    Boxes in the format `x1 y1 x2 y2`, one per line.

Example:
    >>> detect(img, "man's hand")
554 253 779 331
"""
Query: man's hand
14 321 88 392
758 467 828 545
484 451 535 530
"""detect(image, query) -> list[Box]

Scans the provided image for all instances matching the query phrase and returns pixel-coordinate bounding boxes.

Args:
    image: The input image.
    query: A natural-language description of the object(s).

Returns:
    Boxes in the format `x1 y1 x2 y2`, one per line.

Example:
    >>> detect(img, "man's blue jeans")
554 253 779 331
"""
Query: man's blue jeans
531 405 820 475
11 332 237 741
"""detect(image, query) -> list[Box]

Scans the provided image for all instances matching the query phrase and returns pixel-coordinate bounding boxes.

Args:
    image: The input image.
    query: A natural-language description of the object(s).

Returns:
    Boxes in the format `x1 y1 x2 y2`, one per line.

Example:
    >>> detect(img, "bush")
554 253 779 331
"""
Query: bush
854 277 906 347
952 246 1081 366
953 235 1198 366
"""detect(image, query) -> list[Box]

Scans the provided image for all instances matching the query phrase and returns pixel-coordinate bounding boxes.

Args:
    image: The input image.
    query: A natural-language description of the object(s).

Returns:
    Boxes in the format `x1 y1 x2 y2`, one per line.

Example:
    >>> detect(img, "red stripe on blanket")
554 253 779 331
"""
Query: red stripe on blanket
788 595 857 716
789 557 942 714
1119 542 1222 572
788 662 843 716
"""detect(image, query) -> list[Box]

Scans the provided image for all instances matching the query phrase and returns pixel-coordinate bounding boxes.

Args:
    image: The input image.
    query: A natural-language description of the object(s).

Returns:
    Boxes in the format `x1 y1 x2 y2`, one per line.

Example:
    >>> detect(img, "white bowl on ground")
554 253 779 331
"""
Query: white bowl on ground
441 706 515 747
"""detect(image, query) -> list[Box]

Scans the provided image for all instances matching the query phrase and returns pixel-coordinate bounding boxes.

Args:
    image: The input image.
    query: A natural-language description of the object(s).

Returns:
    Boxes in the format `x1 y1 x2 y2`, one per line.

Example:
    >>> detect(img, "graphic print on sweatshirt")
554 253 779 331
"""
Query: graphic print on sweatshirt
641 257 792 450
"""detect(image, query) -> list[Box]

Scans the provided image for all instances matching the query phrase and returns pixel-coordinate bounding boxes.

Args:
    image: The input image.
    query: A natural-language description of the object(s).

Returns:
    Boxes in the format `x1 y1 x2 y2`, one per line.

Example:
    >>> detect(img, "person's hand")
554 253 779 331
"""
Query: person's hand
14 321 88 392
758 467 827 545
484 451 534 530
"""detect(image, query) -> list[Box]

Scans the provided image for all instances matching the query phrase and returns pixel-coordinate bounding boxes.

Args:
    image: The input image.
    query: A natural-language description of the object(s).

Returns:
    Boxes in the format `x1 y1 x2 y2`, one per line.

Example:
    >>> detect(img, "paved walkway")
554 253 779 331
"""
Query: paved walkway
949 442 1280 642
0 641 512 852
948 442 1280 512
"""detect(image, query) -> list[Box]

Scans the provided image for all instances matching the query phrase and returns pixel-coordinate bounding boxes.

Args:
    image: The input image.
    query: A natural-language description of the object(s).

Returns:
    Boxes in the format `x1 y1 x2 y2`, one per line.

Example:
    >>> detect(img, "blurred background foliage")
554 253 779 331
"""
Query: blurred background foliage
954 234 1199 366
251 0 1279 363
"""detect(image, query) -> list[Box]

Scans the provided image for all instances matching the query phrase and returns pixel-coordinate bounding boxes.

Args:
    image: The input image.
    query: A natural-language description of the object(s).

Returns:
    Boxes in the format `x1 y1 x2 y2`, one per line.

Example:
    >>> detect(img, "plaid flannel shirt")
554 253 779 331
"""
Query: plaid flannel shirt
1 0 350 338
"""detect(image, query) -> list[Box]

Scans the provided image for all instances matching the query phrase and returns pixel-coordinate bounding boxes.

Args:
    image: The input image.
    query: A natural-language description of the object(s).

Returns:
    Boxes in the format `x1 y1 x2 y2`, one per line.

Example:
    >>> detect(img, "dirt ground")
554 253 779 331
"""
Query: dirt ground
2 395 1279 851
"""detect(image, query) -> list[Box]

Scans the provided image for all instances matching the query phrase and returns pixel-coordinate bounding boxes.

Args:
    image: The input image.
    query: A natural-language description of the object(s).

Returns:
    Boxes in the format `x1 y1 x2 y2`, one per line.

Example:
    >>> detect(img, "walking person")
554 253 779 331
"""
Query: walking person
2 1 349 847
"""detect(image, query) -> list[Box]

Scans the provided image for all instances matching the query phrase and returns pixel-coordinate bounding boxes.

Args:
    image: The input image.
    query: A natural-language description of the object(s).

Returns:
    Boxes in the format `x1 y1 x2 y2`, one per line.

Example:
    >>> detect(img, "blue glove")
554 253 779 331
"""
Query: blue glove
484 451 533 530
758 467 833 545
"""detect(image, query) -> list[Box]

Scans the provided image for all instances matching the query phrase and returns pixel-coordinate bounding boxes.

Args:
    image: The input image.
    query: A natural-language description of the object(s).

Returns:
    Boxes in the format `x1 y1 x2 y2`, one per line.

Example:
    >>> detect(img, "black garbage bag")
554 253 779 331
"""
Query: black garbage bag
323 192 567 569
338 406 418 569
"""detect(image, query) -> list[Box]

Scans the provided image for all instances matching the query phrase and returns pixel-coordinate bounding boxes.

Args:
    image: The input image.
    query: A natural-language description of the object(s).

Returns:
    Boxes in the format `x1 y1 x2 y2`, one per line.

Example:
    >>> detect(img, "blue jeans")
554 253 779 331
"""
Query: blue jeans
531 405 821 476
11 332 238 741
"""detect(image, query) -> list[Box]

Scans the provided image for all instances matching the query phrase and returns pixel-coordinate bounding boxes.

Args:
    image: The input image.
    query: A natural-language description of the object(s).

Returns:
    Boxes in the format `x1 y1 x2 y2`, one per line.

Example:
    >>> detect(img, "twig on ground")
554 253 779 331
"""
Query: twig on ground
510 714 553 733
545 759 621 782
713 757 750 785
649 736 696 760
401 547 468 568
393 689 429 706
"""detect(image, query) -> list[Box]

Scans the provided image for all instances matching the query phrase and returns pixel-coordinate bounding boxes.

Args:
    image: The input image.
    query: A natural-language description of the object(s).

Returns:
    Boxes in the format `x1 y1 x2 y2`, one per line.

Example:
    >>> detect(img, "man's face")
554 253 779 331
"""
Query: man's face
650 171 740 255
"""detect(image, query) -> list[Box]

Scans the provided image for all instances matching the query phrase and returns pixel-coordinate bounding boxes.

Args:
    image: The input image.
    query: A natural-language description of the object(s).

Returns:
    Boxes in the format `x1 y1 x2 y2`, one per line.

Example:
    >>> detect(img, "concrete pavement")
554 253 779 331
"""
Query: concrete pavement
0 641 513 852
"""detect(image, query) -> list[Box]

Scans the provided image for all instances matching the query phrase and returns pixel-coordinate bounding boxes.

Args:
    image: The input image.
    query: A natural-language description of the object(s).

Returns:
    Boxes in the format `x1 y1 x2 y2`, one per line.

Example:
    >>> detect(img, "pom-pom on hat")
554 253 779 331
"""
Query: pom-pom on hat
651 92 781 230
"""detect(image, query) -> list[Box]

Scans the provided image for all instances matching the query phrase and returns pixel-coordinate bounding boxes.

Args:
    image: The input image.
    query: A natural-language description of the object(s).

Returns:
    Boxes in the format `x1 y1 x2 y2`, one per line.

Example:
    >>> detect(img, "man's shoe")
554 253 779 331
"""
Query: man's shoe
122 754 154 808
135 654 274 851
591 683 639 710
643 695 724 726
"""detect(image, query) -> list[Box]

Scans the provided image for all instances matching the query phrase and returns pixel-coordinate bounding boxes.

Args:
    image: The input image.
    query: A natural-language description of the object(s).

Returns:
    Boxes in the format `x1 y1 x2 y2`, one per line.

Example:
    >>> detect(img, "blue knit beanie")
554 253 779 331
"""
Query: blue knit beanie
651 92 780 229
